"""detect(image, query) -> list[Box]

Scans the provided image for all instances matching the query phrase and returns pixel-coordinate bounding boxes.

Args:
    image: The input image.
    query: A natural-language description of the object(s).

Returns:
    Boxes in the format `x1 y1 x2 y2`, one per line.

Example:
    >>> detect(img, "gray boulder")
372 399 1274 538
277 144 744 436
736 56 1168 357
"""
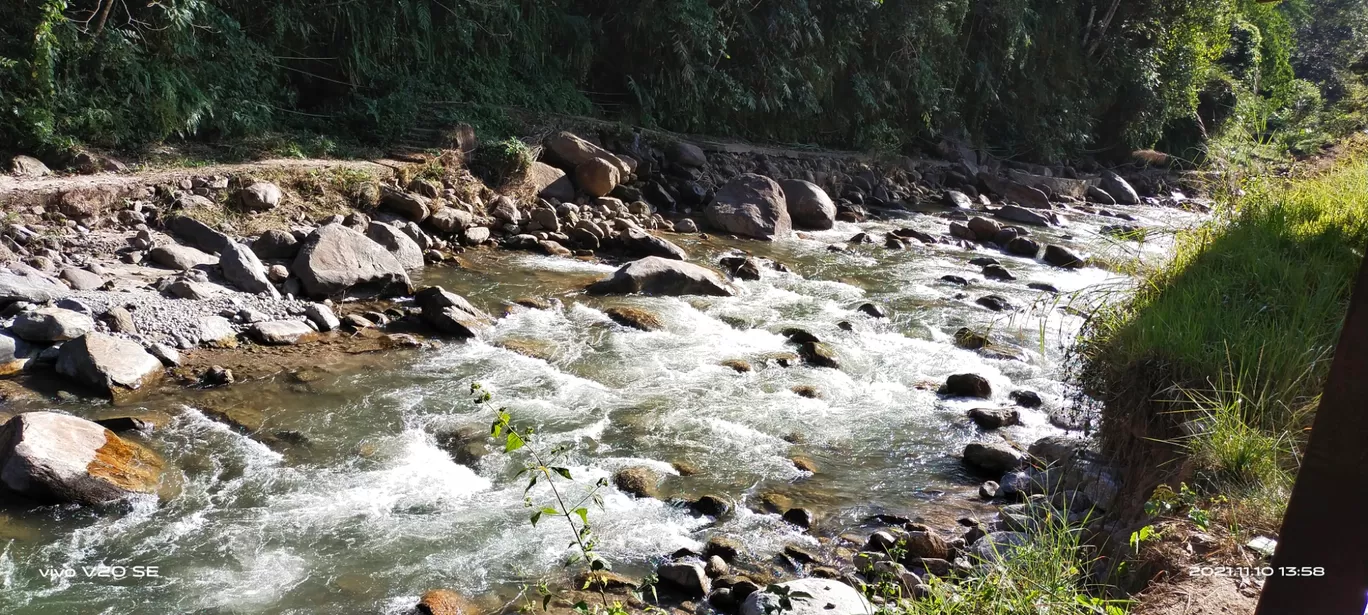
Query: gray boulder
586 257 733 297
60 267 104 291
9 155 50 177
741 579 871 615
658 561 710 597
963 441 1024 474
1101 171 1140 205
304 303 340 332
366 222 425 270
667 142 708 168
56 333 164 396
291 224 413 297
543 132 629 174
1043 245 1084 268
239 181 282 211
416 286 493 338
0 265 69 303
165 215 230 254
219 241 278 296
251 229 299 259
529 162 575 201
706 174 792 240
248 320 317 345
1 330 29 374
622 228 688 260
428 208 473 233
993 205 1053 227
0 412 164 504
779 179 836 230
380 188 431 222
149 244 217 270
11 307 95 342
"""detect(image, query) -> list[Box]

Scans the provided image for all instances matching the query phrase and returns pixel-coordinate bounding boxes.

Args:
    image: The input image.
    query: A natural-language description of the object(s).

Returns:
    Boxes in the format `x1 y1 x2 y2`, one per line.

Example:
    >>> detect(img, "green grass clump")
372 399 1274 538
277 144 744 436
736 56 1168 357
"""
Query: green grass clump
1080 151 1368 527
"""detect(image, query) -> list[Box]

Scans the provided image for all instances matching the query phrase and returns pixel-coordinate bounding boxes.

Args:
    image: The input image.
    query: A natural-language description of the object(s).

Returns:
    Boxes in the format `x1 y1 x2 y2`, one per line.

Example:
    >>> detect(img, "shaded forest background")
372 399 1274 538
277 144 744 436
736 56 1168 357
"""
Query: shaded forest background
2 0 1366 163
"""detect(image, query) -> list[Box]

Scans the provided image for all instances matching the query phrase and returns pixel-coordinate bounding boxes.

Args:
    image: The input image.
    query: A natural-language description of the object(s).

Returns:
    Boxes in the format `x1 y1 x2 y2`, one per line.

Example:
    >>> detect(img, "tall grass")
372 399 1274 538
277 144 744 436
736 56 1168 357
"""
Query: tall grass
1079 149 1368 528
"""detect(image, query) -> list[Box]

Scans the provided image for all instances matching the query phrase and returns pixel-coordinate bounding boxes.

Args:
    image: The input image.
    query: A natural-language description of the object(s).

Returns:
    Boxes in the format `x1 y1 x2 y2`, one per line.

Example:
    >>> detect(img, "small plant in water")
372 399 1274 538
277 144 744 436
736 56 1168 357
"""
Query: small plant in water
471 382 633 615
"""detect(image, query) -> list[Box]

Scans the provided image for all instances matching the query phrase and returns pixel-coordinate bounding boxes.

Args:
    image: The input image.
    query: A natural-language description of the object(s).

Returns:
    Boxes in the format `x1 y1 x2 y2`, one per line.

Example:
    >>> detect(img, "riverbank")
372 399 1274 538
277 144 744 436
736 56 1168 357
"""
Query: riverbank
1078 139 1368 612
2 128 1206 614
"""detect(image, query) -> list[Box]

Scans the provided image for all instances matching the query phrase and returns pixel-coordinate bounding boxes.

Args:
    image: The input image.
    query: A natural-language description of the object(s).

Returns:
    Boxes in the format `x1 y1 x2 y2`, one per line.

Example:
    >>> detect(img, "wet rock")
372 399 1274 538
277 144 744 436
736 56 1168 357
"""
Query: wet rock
689 494 732 517
220 241 277 296
781 328 821 345
575 158 621 197
1101 171 1140 204
380 188 430 222
60 267 104 291
1086 185 1116 205
719 255 762 281
149 244 217 270
147 343 180 367
976 295 1012 311
1043 245 1084 268
586 257 733 297
675 218 700 233
704 536 743 562
660 561 711 597
292 224 412 297
783 507 814 529
792 385 820 398
529 162 575 201
1028 282 1059 293
979 480 1000 499
94 416 154 433
981 264 1015 280
940 373 991 398
993 205 1052 227
706 174 792 240
798 341 839 369
857 303 886 318
0 412 164 504
721 359 752 373
944 190 973 208
706 555 730 577
366 222 425 270
1009 390 1042 408
953 327 989 350
248 321 317 345
1 331 29 375
962 442 1024 474
779 179 836 230
251 229 299 260
940 274 969 286
967 217 1001 240
11 307 94 342
1027 435 1090 466
201 365 234 386
968 407 1021 430
239 182 282 211
791 455 819 473
56 333 163 396
605 306 663 331
904 530 951 560
1005 236 1040 257
613 466 660 498
416 286 493 338
416 588 476 615
741 579 870 615
622 227 688 260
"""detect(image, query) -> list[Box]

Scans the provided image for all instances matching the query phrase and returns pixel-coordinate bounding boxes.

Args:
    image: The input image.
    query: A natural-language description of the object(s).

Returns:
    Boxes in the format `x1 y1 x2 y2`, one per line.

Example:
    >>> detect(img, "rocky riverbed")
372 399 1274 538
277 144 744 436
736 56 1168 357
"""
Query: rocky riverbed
0 131 1205 614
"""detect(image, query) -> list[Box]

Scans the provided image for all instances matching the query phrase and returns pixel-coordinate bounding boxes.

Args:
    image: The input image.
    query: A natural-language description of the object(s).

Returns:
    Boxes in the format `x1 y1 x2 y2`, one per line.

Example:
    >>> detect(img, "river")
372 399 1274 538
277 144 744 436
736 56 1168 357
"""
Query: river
0 203 1196 614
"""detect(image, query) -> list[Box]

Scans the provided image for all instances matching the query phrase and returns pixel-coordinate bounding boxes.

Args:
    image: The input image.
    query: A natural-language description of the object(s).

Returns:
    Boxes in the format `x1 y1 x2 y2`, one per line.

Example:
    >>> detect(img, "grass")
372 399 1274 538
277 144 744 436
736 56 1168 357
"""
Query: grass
1078 144 1368 531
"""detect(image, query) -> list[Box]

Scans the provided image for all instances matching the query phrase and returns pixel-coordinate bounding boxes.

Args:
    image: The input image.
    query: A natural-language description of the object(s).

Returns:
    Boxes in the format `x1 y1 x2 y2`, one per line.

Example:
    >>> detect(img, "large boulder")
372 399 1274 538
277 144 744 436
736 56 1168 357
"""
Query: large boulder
366 222 425 270
779 179 837 230
416 286 493 338
529 162 575 201
542 131 629 174
1043 245 1084 268
380 188 431 222
219 241 277 296
9 155 51 177
586 257 734 297
940 373 992 398
251 229 299 259
0 412 164 504
575 158 620 198
165 215 231 254
149 244 217 270
1101 171 1140 205
993 205 1052 227
963 441 1024 474
10 307 94 342
741 579 871 615
291 224 413 297
0 265 69 303
428 208 474 233
621 228 688 260
248 320 318 345
56 333 164 396
667 142 708 168
706 174 792 240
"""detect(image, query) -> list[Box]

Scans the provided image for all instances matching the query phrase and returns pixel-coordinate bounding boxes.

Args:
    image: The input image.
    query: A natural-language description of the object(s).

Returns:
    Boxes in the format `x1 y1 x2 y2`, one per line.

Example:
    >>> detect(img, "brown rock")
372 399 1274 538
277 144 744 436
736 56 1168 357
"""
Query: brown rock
417 589 477 615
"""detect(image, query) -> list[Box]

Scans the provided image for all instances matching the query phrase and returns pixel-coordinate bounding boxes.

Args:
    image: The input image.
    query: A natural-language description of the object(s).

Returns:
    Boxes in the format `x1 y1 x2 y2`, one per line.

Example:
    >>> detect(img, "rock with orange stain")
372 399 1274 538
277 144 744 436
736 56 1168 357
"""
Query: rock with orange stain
417 589 478 615
0 412 164 504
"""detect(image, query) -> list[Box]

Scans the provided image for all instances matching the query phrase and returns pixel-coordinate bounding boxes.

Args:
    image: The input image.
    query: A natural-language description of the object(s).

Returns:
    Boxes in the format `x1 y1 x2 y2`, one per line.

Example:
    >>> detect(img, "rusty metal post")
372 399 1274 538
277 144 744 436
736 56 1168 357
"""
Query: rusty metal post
1256 253 1368 614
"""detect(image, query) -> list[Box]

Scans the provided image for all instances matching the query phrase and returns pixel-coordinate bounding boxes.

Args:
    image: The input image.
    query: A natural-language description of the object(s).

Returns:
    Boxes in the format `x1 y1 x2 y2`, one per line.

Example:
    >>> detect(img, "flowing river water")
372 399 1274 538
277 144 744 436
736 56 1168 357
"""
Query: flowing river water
0 204 1198 614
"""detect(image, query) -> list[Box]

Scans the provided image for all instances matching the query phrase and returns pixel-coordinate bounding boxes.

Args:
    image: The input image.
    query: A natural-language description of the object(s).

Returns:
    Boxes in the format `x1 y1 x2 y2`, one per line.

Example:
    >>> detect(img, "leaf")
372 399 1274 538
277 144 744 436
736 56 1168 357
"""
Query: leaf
574 507 589 525
505 431 526 452
542 594 551 611
490 421 503 438
552 467 572 479
541 506 559 517
530 510 543 526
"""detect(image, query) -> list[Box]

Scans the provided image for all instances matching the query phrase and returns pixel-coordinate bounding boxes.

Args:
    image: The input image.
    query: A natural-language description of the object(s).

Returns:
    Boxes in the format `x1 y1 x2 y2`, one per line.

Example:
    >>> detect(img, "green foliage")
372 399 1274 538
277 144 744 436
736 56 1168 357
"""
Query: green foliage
1 0 1365 160
470 138 534 189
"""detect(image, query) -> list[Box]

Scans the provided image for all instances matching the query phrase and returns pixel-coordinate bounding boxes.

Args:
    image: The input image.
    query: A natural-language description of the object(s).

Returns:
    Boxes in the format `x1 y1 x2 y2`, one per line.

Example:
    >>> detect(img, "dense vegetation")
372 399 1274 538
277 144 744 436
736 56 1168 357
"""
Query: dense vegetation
1080 142 1368 531
2 0 1365 163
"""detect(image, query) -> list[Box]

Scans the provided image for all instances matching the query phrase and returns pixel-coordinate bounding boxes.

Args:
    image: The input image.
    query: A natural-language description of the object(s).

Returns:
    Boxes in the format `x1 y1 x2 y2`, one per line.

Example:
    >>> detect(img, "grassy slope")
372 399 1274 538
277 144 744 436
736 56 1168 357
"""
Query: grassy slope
1080 146 1368 530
